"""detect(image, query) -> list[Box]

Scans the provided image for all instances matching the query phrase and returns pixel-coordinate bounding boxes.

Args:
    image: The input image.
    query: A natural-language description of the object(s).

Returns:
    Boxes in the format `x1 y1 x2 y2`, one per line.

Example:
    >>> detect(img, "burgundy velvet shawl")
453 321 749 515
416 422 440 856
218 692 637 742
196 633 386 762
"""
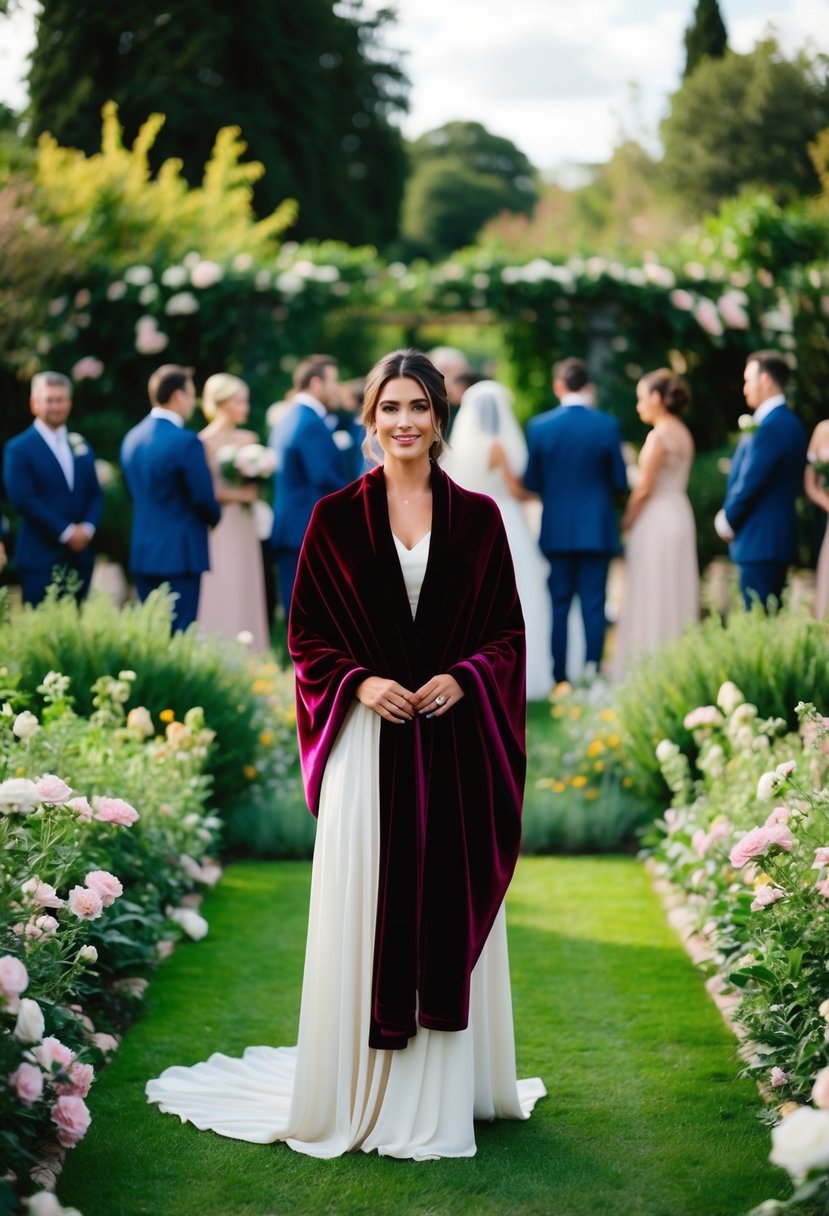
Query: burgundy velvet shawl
289 463 526 1049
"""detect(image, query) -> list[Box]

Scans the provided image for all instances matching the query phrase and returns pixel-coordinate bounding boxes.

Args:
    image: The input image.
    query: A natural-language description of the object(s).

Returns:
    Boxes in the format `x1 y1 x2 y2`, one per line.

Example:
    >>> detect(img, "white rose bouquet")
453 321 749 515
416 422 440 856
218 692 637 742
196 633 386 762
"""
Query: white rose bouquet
216 443 276 486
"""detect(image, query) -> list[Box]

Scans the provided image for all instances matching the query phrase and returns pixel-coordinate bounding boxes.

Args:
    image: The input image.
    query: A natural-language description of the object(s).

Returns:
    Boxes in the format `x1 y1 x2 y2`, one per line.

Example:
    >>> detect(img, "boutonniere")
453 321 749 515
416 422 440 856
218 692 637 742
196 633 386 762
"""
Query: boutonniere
737 414 758 434
67 432 89 457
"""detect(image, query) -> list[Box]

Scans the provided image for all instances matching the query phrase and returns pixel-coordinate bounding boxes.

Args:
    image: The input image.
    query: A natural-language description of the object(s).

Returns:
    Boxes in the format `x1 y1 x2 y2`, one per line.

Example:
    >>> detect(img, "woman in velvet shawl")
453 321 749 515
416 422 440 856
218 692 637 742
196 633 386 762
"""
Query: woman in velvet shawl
146 350 545 1159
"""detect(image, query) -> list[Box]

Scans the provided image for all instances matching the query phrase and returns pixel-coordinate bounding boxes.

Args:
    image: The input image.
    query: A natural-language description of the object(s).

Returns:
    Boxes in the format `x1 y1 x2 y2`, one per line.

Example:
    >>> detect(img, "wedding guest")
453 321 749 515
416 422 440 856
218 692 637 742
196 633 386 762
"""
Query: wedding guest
525 357 628 684
120 365 220 632
715 350 807 609
147 348 545 1157
268 354 350 614
3 371 102 605
443 379 553 700
197 373 271 650
427 345 473 438
615 369 698 676
805 418 829 619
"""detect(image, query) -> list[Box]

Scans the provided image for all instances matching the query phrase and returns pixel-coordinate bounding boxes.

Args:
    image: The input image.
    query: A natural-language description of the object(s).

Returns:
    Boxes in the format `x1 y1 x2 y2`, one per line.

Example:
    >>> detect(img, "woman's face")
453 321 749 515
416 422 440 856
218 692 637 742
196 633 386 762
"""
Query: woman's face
373 376 436 464
635 380 662 426
219 386 250 426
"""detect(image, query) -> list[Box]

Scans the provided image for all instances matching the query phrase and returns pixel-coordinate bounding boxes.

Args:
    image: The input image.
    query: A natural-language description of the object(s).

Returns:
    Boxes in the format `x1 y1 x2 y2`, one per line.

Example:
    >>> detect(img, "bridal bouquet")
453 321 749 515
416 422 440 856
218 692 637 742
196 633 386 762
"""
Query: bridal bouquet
808 451 829 486
216 443 276 485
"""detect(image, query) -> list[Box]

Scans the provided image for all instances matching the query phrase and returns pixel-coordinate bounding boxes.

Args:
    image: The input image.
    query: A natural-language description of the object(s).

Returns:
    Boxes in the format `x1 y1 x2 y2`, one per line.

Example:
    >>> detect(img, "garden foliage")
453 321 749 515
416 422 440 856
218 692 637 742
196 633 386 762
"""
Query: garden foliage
646 688 829 1213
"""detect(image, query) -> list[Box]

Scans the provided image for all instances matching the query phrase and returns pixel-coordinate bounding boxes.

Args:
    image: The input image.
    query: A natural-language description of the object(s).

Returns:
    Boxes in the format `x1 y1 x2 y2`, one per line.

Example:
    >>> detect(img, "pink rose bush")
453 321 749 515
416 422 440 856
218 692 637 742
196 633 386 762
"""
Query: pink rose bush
0 665 223 1204
651 699 829 1213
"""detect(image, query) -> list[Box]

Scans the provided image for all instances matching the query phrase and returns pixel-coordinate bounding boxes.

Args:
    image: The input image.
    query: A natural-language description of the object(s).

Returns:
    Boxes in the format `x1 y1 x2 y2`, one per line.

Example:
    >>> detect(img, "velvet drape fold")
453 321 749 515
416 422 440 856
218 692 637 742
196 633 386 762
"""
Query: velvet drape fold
289 464 526 1049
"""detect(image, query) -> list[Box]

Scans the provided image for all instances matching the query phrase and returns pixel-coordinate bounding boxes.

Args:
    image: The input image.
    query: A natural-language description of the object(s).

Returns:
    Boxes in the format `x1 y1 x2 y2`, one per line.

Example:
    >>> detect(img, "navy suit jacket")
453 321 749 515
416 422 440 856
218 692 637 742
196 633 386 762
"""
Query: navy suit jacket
3 426 103 573
120 416 220 576
269 403 350 551
724 404 807 565
525 404 628 554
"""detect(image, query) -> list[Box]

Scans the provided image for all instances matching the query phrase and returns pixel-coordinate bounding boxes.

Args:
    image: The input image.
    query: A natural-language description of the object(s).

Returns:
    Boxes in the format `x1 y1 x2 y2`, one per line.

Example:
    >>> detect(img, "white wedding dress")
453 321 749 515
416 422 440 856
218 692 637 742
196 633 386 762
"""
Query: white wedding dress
146 532 545 1159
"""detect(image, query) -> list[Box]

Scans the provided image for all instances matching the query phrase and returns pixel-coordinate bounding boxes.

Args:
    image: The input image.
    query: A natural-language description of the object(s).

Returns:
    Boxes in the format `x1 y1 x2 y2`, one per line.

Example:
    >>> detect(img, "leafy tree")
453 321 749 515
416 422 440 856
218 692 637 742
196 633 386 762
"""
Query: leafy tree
401 121 538 258
683 0 727 79
26 0 408 246
661 39 829 216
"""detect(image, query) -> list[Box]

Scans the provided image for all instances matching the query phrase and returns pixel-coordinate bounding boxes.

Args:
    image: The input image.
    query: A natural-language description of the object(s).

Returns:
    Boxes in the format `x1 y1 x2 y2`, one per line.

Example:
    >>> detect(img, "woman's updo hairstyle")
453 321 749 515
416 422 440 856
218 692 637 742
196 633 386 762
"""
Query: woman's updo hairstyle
361 349 450 465
201 373 247 421
642 368 691 415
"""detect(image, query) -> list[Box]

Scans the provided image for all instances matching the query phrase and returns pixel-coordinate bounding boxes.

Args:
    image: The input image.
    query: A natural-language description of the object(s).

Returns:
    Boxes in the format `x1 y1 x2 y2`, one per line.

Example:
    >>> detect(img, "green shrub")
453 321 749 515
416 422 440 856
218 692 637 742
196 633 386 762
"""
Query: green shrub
616 604 829 807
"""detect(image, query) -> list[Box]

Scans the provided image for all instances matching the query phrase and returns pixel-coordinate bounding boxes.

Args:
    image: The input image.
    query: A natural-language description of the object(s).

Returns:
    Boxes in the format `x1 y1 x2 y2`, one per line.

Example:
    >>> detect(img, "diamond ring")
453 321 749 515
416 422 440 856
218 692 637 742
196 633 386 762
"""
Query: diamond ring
434 694 446 706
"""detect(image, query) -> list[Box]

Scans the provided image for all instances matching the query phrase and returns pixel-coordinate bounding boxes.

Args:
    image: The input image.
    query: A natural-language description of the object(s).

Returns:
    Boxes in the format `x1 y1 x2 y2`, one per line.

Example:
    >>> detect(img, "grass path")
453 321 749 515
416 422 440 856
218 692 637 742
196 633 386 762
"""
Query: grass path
59 858 785 1216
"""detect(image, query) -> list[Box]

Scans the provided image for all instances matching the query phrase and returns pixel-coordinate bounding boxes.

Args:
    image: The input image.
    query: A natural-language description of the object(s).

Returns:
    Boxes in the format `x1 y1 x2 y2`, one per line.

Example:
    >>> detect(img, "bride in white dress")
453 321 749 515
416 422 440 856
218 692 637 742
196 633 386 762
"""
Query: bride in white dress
146 351 545 1159
444 381 584 698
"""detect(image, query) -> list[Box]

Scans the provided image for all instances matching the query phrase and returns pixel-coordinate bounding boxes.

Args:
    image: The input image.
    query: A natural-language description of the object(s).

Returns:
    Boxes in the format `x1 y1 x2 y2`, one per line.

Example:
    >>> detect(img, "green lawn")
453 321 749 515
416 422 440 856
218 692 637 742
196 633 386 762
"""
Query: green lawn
58 858 786 1216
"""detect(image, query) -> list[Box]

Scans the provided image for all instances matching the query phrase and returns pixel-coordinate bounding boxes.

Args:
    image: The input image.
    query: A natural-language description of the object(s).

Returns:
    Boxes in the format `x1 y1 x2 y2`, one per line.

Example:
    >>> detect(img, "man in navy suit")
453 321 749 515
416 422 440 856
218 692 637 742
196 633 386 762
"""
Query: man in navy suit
525 357 628 685
3 371 103 605
268 354 351 614
120 365 220 632
716 350 807 609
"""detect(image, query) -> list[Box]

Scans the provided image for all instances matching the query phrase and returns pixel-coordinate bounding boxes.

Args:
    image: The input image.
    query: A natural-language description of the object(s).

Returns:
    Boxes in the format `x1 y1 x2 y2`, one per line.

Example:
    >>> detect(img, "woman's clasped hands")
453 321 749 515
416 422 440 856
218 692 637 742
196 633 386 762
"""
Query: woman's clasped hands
356 675 464 723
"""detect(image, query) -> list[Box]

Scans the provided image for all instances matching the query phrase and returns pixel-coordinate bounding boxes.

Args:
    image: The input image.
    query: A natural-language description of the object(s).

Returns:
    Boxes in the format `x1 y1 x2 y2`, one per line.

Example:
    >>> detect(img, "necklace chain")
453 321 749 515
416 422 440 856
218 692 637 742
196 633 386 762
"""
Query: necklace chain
388 486 429 506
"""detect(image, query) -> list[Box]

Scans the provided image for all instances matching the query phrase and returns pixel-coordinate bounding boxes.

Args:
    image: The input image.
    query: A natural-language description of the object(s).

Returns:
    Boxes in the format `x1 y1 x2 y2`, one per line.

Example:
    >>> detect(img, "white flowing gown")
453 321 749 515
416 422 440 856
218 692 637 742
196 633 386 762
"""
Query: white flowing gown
146 533 545 1159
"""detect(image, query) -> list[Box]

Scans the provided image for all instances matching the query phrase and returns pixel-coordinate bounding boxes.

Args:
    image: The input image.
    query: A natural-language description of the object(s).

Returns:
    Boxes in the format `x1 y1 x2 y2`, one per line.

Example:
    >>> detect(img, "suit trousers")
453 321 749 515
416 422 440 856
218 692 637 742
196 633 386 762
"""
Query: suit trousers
134 574 201 633
738 561 787 611
275 549 300 619
547 552 610 683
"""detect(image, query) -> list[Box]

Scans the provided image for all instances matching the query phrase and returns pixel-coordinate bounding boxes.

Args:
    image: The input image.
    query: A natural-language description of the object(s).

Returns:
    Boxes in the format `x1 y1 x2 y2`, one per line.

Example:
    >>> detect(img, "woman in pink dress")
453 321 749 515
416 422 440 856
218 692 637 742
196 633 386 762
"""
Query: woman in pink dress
197 373 270 650
615 368 699 677
805 418 829 620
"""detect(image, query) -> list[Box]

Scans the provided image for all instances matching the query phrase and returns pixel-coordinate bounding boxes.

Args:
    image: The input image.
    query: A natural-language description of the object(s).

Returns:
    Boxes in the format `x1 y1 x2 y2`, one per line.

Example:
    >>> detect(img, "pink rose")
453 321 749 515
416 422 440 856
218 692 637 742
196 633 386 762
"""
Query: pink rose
93 796 139 826
66 796 93 821
21 878 64 908
765 806 791 828
25 915 59 940
770 1067 790 1089
54 1060 94 1098
84 870 123 908
9 1061 44 1106
813 1066 829 1109
776 760 796 779
750 886 785 911
0 955 28 1009
729 824 793 868
67 886 103 920
34 774 73 805
34 1035 74 1071
729 827 771 868
88 1031 119 1055
813 848 829 870
51 1094 91 1147
817 877 829 899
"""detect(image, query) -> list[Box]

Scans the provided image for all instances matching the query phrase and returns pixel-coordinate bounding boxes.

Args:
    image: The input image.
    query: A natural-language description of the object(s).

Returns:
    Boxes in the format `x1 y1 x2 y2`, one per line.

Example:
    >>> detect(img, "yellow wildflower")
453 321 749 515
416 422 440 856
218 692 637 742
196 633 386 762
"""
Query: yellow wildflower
599 708 616 722
259 731 274 746
607 733 620 748
552 780 566 793
551 706 566 719
243 764 258 780
593 761 605 773
586 739 605 758
159 708 175 723
569 707 582 721
585 788 599 801
622 775 633 788
571 774 588 788
251 679 274 696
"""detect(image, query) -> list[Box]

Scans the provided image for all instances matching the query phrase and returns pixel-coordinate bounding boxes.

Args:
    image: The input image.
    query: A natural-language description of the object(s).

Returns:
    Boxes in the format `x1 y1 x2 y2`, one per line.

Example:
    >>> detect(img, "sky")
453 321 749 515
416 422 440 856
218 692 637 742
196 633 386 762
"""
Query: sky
1 0 827 171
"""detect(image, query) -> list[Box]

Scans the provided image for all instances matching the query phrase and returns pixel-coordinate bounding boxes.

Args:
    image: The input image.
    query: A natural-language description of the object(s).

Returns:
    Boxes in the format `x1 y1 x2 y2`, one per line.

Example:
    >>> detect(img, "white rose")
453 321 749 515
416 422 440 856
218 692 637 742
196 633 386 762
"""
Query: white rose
717 681 745 715
168 907 208 940
12 711 41 740
756 771 780 801
14 996 45 1043
0 777 40 814
655 739 680 763
78 945 98 964
769 1106 829 1179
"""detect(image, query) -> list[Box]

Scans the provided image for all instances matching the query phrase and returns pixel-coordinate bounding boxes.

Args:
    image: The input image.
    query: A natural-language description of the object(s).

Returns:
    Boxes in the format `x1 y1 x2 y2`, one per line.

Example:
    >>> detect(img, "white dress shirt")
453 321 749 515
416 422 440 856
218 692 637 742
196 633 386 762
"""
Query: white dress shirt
33 418 96 542
753 394 786 424
150 406 185 427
